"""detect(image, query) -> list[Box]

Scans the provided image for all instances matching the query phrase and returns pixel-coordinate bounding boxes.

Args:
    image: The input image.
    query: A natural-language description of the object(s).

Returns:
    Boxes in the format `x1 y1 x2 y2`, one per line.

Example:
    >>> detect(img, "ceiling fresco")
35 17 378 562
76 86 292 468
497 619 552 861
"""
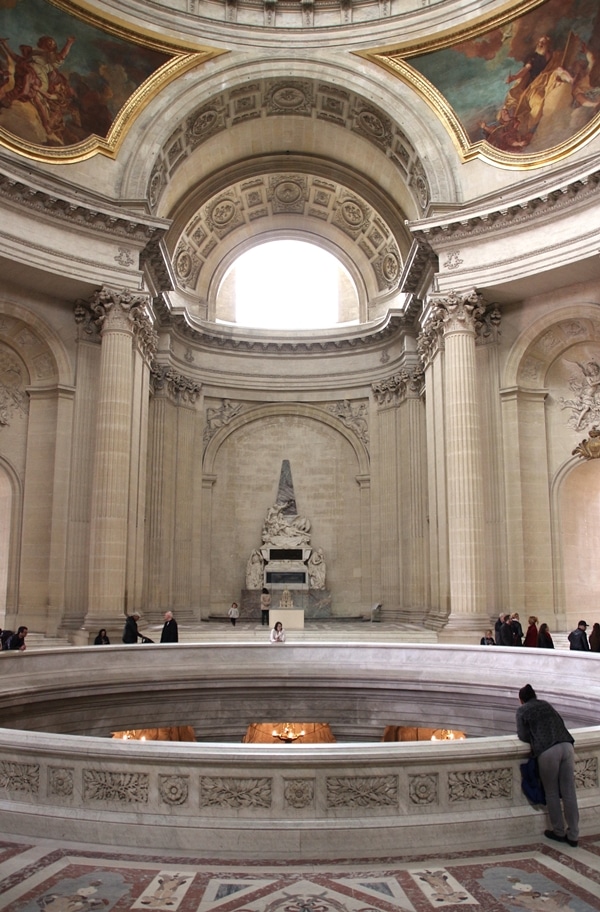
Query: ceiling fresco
366 0 600 166
0 0 220 160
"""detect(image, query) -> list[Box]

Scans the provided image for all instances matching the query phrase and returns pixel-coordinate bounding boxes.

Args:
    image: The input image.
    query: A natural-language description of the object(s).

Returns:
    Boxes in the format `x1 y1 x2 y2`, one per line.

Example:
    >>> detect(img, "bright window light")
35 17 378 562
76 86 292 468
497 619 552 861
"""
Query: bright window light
226 240 351 329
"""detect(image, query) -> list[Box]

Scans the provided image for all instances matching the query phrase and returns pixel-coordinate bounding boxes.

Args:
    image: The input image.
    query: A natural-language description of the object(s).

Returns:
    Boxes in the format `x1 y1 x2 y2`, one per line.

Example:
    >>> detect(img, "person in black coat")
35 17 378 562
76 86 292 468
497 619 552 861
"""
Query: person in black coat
122 613 142 644
568 620 589 651
160 610 178 643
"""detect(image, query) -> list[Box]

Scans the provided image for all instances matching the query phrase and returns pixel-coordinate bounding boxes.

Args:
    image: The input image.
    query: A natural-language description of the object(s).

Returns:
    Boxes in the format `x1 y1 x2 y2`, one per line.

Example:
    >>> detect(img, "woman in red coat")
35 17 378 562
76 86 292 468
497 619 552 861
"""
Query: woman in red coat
523 615 538 648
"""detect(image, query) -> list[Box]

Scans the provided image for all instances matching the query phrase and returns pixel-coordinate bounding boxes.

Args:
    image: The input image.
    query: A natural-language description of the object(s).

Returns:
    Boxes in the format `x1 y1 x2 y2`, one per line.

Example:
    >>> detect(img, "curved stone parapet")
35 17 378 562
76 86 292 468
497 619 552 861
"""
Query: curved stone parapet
0 644 599 857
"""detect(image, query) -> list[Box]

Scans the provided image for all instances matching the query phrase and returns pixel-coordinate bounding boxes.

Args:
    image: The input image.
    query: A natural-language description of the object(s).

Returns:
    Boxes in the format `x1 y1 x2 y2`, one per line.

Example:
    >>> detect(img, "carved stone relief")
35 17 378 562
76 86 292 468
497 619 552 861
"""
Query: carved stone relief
326 775 398 808
203 398 242 446
47 766 74 797
409 773 438 805
284 778 315 809
447 768 512 802
0 348 29 427
560 358 600 431
199 776 272 808
83 770 149 803
0 760 39 793
327 399 369 446
174 172 402 298
151 364 201 405
159 774 190 805
575 756 598 788
372 367 424 407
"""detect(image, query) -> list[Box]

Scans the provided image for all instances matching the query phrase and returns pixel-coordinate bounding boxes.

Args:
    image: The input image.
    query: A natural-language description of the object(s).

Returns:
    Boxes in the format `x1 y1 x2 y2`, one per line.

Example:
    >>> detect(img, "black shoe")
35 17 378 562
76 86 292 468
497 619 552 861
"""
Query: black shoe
565 836 578 847
544 830 566 843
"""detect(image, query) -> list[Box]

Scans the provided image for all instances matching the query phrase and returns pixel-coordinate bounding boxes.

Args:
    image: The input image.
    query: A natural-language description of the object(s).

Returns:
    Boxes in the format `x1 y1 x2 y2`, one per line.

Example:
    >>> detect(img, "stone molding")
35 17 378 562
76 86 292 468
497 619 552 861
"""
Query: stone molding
149 78 429 214
170 310 409 354
0 168 168 244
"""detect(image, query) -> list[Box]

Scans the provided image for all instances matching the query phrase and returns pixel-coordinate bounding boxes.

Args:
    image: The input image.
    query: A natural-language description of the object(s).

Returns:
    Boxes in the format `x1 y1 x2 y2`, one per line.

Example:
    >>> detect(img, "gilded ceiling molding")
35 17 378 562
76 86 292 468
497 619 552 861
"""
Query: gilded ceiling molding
359 0 600 169
0 0 225 163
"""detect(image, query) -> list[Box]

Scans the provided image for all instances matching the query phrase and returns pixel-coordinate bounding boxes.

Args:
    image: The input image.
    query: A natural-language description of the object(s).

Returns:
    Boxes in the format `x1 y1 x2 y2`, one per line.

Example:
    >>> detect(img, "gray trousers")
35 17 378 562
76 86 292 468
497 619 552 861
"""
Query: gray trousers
537 741 579 840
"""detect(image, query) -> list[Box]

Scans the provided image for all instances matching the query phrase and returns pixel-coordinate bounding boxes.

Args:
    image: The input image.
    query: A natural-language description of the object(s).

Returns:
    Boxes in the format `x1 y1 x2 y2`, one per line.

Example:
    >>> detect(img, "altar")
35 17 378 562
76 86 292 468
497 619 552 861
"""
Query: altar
270 608 304 630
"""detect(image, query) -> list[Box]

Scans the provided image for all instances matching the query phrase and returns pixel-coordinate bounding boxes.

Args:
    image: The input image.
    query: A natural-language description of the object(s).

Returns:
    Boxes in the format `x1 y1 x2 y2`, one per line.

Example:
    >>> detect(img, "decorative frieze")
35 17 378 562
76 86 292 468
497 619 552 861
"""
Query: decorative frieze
575 756 598 788
0 760 39 793
326 775 398 808
284 778 314 809
199 776 272 808
159 774 189 805
83 770 149 803
448 768 512 802
409 773 438 805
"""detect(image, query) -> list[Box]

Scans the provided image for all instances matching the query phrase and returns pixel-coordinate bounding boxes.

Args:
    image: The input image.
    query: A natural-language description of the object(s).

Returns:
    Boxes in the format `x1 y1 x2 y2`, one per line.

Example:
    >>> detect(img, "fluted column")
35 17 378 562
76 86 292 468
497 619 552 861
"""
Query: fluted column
83 288 155 633
429 290 489 634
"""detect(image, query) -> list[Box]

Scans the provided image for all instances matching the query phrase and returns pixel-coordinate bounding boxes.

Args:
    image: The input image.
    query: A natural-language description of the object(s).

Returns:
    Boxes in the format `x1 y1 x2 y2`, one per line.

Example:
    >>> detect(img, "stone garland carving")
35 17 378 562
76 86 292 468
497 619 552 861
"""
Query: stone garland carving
327 399 369 446
0 350 29 427
372 367 424 406
159 774 189 806
448 768 512 802
48 766 74 797
0 760 39 793
560 359 600 432
199 776 272 808
203 398 242 446
83 770 149 803
151 364 201 405
575 756 598 788
408 773 438 805
284 778 315 809
326 775 398 808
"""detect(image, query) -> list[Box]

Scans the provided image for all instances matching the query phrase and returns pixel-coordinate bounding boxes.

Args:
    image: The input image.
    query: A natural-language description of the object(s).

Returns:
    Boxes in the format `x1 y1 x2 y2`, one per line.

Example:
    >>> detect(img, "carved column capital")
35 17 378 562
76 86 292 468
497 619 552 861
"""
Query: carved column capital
75 287 157 361
372 367 424 406
151 363 201 405
430 289 486 335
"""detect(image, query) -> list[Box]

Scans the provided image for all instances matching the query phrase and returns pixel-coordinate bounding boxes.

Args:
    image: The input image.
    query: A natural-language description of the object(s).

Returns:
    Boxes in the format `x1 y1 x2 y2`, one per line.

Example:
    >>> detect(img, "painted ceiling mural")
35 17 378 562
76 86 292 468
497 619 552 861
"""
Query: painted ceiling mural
0 0 214 158
370 0 600 164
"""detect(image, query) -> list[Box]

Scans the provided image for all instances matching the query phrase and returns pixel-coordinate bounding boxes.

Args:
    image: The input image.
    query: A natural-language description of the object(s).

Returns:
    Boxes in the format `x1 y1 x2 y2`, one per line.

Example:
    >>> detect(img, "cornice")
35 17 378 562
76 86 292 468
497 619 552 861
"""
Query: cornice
0 168 170 243
409 163 600 246
166 309 411 354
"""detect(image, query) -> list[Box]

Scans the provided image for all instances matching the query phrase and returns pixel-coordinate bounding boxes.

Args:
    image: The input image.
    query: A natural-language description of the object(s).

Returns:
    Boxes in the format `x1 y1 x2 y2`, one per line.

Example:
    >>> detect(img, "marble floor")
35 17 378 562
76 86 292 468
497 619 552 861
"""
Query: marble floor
1 831 600 910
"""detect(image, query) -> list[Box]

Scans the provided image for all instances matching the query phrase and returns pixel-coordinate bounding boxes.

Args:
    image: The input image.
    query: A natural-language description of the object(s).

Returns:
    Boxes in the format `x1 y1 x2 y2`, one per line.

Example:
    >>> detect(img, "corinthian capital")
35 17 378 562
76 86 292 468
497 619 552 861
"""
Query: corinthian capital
430 289 486 334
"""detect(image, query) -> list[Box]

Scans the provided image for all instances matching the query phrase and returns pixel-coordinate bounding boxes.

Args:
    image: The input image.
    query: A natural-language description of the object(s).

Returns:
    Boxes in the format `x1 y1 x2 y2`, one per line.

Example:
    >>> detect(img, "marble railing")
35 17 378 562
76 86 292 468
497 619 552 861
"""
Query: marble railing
0 644 599 857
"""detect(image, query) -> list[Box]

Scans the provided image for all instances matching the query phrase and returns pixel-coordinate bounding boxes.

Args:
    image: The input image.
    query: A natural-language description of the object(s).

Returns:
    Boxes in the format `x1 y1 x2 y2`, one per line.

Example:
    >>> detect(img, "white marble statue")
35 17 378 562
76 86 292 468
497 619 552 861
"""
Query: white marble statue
308 548 326 589
245 549 264 589
262 502 311 547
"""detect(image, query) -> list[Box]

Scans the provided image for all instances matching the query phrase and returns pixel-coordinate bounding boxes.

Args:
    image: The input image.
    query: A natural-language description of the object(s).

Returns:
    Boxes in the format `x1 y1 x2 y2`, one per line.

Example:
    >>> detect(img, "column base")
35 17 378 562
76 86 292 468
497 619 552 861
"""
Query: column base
438 614 493 645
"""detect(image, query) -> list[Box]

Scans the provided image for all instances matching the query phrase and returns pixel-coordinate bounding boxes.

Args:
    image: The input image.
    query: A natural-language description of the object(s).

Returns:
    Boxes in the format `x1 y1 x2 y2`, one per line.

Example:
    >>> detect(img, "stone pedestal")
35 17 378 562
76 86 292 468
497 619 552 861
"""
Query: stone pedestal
270 608 304 629
240 589 332 618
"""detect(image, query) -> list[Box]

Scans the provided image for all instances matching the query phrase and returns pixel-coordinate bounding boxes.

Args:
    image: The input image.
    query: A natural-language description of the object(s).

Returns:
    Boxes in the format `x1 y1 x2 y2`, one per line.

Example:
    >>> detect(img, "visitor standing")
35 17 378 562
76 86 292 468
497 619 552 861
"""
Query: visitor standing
537 623 554 649
588 622 600 652
497 615 514 646
160 610 178 643
228 602 240 626
523 616 538 648
568 620 589 651
94 628 110 645
510 612 524 646
260 588 271 627
516 683 579 847
122 613 142 644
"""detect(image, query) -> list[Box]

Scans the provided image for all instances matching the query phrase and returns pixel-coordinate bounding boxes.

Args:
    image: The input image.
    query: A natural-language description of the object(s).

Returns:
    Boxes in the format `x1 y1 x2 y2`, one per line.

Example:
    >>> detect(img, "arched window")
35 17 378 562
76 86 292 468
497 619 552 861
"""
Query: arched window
216 240 360 329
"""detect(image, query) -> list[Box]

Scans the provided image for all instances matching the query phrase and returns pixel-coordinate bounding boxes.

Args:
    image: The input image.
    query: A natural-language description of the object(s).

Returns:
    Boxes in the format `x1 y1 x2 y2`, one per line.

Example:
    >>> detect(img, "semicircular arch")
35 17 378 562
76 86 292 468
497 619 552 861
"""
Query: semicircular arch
0 301 72 387
502 303 600 390
202 402 370 476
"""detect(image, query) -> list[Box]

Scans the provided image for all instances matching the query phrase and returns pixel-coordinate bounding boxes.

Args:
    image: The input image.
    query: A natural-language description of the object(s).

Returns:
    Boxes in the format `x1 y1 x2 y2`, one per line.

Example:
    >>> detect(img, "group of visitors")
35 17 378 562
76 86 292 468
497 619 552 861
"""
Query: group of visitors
481 614 600 650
